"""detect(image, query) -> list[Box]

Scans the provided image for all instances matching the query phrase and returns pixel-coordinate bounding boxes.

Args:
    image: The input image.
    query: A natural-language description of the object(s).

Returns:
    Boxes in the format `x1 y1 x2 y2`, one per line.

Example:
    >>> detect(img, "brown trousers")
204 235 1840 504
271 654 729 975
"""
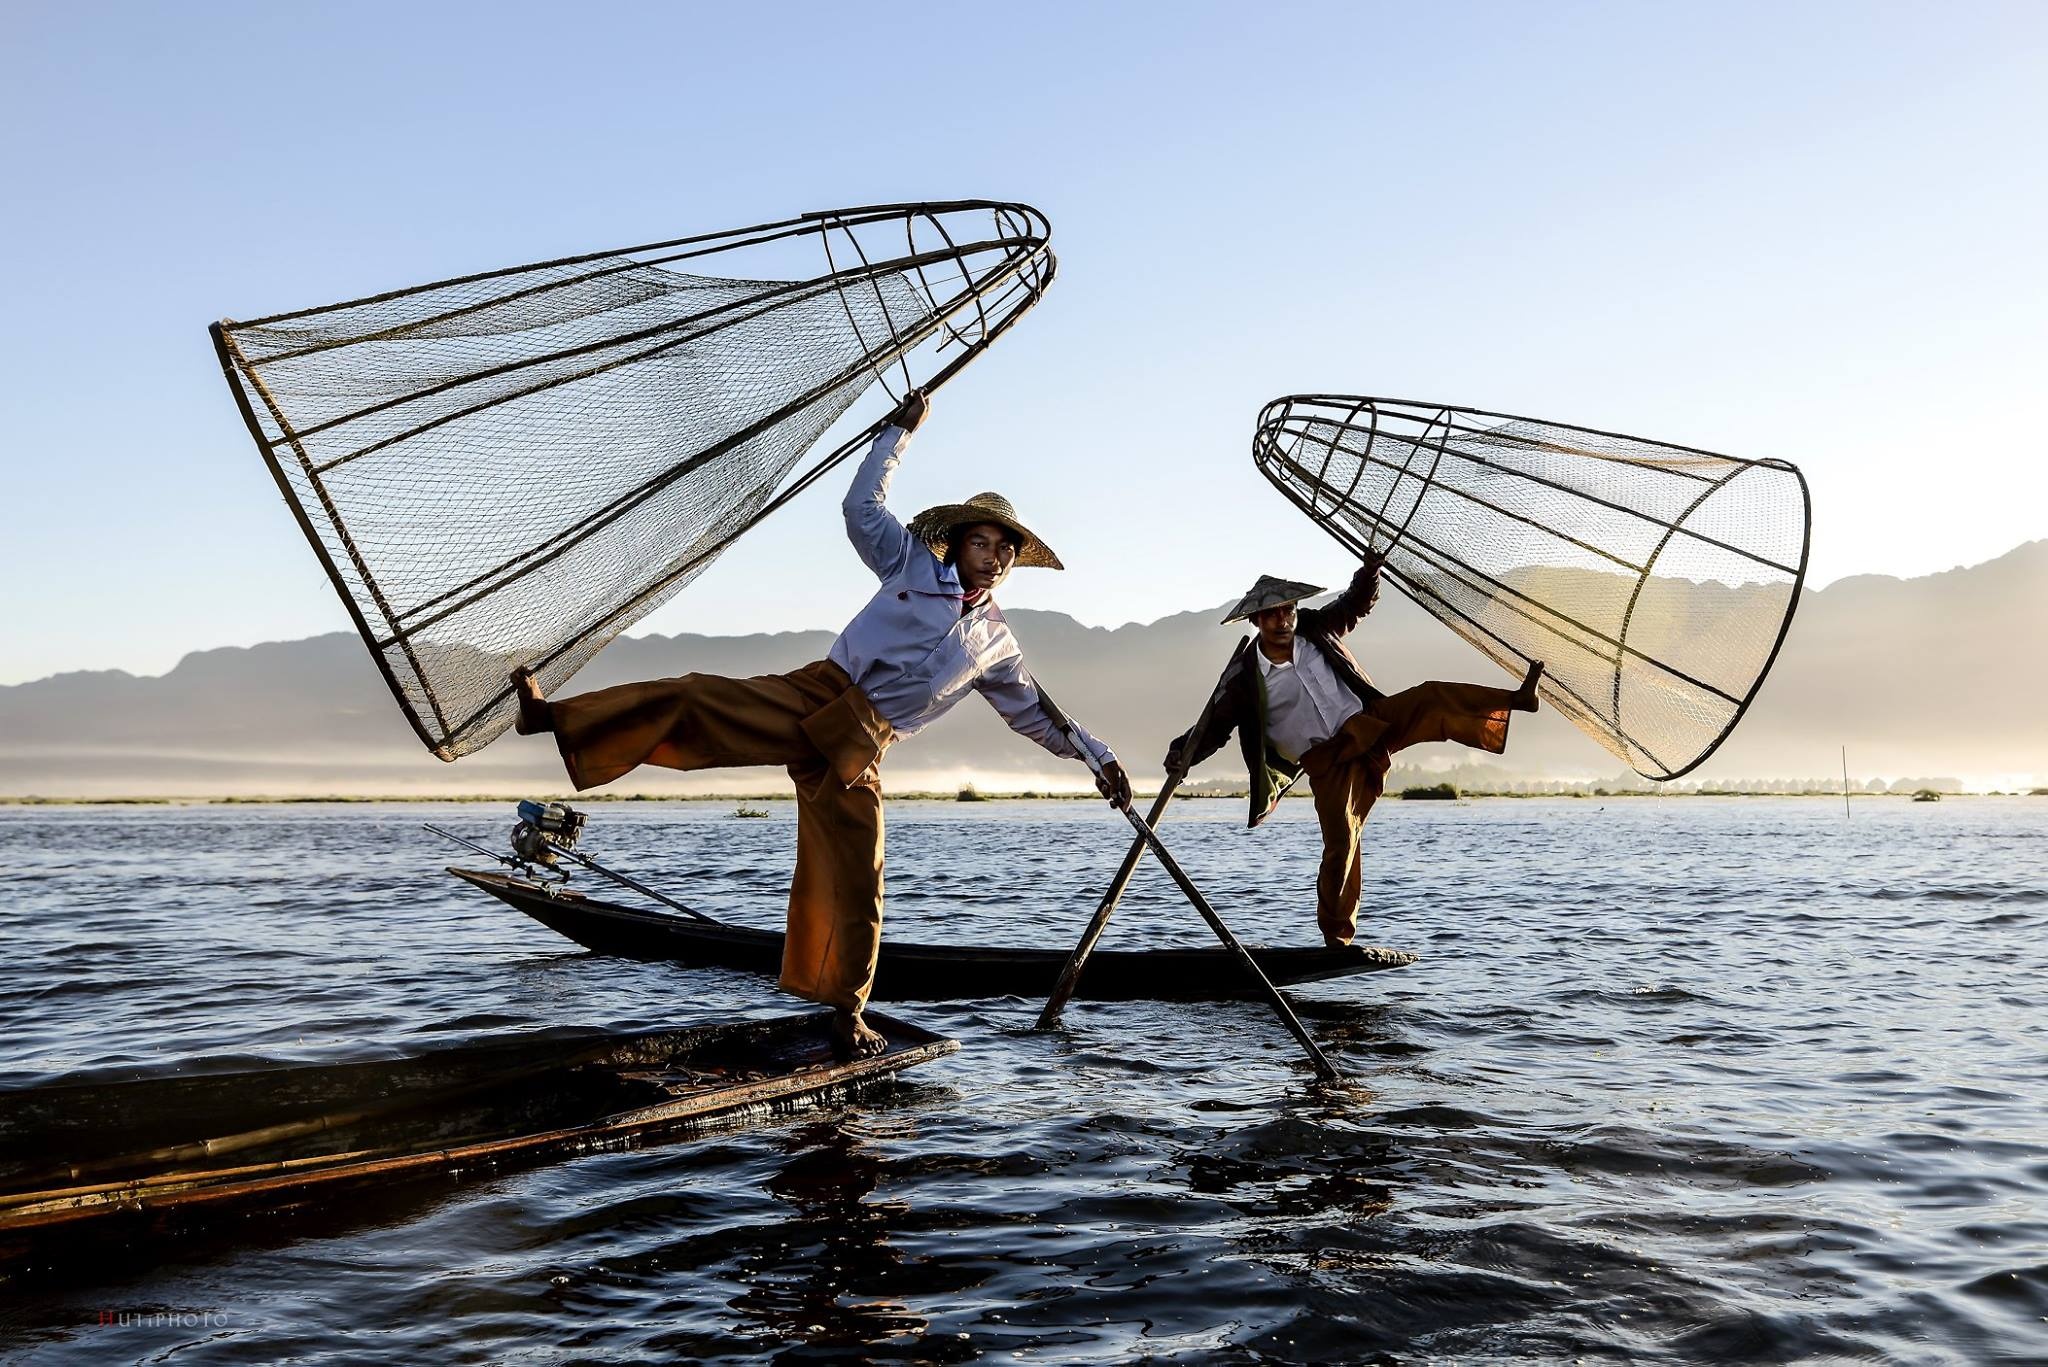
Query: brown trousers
1298 681 1514 945
548 659 895 1013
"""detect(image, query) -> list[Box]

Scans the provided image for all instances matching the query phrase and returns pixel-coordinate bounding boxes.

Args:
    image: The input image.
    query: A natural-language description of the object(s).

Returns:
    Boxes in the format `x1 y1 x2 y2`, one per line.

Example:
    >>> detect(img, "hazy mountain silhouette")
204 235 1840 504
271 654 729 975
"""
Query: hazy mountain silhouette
3 541 2042 796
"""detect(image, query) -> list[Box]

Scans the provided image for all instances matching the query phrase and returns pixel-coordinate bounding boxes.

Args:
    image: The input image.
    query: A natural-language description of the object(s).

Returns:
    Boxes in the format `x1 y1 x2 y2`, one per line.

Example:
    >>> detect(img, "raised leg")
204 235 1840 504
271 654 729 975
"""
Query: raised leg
547 665 841 790
1368 680 1517 758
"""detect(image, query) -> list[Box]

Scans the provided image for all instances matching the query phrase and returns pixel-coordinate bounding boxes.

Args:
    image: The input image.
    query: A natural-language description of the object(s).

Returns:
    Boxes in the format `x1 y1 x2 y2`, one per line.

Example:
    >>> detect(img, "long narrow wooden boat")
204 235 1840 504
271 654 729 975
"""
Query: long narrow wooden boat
0 1010 950 1246
453 867 1418 999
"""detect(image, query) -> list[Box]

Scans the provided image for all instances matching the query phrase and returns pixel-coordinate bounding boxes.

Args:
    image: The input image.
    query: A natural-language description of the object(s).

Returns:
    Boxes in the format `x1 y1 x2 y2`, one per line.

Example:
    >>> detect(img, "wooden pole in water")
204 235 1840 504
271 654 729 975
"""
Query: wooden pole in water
1032 684 1342 1083
1843 746 1851 818
1036 638 1249 1029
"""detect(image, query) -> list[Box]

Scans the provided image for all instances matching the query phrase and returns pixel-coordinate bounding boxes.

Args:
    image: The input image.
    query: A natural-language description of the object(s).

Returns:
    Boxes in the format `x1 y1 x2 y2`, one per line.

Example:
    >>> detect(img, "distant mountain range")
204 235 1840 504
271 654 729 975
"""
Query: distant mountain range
3 541 2043 796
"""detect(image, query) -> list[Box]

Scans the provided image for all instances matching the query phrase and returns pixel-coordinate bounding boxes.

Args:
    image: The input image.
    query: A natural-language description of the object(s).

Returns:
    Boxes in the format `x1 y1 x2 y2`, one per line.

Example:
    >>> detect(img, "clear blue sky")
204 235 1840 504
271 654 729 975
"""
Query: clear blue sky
4 1 2044 684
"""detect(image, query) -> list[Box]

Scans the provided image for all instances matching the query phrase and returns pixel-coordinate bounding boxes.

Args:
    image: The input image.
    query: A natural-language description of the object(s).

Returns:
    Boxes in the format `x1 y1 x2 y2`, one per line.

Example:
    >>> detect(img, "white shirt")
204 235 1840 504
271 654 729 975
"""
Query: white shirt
1257 640 1364 762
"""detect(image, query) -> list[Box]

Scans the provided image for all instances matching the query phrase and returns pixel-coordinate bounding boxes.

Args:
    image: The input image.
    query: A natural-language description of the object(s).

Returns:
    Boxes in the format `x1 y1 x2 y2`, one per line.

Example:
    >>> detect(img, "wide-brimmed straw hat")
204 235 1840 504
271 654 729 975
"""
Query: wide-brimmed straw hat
907 493 1063 570
1221 574 1323 624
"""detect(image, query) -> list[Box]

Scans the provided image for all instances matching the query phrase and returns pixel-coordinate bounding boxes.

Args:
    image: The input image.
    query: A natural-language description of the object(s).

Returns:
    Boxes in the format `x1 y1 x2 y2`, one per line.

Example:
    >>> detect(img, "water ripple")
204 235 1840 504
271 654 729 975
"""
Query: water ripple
1 797 2044 1363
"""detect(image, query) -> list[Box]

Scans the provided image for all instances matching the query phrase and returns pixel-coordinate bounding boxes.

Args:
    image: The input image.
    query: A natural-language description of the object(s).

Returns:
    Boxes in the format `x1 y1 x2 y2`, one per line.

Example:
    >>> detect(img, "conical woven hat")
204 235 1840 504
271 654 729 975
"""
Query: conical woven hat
907 492 1063 570
1221 574 1323 624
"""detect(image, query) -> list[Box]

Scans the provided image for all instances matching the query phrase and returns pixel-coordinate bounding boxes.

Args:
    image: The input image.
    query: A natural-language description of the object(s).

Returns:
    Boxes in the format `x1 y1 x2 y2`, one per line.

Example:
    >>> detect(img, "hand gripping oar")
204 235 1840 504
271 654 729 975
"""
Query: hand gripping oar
1031 684 1342 1083
1036 637 1250 1028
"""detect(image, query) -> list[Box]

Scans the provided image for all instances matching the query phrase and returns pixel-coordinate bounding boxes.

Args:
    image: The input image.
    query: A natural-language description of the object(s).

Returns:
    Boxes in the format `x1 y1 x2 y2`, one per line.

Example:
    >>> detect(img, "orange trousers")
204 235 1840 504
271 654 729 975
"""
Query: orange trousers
1298 681 1514 945
548 659 895 1013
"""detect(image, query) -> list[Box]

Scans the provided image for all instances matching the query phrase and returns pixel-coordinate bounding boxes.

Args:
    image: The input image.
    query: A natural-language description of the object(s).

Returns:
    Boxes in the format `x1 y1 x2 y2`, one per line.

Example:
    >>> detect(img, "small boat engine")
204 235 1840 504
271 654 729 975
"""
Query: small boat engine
510 800 586 868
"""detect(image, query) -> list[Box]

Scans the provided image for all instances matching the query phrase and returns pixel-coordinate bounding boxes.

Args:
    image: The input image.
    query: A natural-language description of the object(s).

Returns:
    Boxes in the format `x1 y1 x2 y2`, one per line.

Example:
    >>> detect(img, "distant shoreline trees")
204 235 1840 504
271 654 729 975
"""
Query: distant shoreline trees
1174 767 1980 799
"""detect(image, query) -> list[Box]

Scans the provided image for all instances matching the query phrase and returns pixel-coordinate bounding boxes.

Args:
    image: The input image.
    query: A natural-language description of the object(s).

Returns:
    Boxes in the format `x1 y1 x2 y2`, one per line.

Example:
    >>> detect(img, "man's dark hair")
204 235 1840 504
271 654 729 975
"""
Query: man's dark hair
943 521 1023 566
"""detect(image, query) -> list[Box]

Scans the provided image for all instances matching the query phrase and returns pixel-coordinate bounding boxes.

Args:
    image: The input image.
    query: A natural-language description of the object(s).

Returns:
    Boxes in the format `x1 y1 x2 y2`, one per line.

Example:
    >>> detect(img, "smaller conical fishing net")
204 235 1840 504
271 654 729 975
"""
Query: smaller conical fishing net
212 201 1053 759
1254 396 1810 780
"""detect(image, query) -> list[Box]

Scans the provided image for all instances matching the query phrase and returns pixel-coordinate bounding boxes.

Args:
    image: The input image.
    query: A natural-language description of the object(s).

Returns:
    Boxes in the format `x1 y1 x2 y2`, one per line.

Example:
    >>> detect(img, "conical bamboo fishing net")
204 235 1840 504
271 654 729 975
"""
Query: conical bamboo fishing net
1254 396 1810 780
212 201 1054 759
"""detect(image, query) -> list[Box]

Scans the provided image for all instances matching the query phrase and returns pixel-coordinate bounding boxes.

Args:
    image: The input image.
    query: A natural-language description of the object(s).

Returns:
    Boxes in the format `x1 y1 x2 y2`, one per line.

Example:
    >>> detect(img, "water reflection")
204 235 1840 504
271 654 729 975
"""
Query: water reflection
729 1116 972 1361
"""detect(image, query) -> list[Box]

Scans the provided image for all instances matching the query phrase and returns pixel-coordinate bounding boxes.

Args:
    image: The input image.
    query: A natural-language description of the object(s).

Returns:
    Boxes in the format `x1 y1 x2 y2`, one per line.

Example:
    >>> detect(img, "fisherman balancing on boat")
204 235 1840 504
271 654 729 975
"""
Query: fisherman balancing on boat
1164 561 1543 948
510 390 1131 1060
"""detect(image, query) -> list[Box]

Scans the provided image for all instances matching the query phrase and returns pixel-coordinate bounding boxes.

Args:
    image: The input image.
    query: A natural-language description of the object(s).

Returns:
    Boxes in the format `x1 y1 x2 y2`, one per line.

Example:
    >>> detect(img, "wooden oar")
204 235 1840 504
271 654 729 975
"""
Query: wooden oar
1032 685 1342 1083
1036 638 1248 1028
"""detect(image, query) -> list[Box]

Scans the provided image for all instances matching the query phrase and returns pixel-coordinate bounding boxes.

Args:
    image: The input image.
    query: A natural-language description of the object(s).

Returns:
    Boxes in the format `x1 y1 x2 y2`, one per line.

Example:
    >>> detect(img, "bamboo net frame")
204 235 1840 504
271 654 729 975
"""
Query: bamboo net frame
1254 395 1811 780
211 201 1055 759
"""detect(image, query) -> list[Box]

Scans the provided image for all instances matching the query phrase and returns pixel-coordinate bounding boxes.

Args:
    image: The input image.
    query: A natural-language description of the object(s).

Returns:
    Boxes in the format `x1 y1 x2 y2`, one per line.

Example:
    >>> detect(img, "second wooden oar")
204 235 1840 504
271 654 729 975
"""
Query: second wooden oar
1032 685 1342 1083
1035 638 1249 1029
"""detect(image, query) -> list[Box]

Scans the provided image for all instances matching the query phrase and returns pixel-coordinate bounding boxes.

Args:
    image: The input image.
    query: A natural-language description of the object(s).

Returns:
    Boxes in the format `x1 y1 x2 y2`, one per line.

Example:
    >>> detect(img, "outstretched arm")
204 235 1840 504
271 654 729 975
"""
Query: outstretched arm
841 391 933 580
1299 553 1383 640
977 658 1130 806
978 657 1113 764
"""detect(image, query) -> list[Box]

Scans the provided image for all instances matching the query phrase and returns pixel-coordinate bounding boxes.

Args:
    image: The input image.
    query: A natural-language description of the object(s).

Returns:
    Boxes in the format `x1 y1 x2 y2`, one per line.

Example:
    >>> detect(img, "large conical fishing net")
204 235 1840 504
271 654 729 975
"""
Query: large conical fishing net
211 201 1054 759
1254 396 1811 780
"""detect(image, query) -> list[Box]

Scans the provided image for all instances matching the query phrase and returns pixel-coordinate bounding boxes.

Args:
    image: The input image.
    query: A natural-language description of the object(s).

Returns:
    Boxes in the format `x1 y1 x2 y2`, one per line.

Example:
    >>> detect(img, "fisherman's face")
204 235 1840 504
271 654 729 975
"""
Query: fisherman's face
953 523 1018 594
1253 603 1298 658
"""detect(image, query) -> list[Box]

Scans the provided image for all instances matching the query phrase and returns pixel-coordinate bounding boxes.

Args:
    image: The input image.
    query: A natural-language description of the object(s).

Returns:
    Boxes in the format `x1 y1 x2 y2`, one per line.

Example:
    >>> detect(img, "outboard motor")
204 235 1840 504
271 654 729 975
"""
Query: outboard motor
509 800 586 869
426 802 712 922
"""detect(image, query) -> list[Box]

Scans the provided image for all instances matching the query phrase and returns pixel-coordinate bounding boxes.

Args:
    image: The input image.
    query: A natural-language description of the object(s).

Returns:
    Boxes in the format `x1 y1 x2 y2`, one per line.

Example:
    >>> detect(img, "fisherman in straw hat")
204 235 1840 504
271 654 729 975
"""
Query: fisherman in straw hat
510 390 1129 1060
1164 557 1543 948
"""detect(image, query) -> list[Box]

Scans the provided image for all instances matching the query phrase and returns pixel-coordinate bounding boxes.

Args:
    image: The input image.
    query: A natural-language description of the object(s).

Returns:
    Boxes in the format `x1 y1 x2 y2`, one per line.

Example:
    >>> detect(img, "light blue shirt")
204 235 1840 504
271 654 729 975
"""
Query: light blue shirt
827 426 1114 766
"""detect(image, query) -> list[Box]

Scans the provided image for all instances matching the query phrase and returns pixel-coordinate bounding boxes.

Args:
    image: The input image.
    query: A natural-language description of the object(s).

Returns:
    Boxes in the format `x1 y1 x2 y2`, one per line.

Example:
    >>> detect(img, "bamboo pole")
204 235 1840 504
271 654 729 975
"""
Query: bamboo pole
1031 686 1341 1083
1036 638 1249 1028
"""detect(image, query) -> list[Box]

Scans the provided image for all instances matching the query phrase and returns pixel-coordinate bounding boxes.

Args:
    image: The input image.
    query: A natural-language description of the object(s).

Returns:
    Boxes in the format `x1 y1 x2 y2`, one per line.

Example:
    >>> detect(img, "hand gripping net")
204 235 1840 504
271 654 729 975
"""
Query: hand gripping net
1254 396 1811 780
211 201 1054 759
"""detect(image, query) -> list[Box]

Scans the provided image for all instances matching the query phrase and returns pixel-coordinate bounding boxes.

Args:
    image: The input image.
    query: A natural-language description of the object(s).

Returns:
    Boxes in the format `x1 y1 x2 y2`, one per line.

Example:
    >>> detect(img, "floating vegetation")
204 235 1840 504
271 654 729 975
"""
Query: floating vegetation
731 805 770 819
1399 783 1459 801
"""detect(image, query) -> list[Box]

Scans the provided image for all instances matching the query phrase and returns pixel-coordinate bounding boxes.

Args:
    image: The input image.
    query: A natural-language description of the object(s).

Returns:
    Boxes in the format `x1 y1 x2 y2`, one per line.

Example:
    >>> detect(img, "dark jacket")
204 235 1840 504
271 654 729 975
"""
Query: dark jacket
1168 562 1384 828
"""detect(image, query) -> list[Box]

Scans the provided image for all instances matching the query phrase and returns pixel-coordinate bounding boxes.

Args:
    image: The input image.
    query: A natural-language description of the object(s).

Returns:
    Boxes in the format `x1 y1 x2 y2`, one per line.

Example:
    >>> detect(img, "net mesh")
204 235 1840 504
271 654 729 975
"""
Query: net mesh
213 202 1053 759
1254 396 1810 780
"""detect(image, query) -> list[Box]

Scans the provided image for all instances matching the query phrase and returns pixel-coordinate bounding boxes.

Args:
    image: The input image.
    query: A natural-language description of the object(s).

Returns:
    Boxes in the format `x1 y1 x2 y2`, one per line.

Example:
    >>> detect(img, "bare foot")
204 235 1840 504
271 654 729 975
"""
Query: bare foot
830 1009 888 1061
1512 659 1545 713
510 666 553 735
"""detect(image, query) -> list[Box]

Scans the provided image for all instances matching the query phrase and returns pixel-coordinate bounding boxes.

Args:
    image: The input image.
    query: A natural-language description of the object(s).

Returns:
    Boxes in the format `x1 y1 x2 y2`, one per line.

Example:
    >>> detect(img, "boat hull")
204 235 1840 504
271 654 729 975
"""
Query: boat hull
0 1010 951 1245
453 867 1418 1000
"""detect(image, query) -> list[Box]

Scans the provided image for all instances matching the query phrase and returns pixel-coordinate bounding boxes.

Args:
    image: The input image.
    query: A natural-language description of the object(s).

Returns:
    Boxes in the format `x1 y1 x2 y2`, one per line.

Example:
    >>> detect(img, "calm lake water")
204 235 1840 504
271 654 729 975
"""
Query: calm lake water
1 797 2044 1364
